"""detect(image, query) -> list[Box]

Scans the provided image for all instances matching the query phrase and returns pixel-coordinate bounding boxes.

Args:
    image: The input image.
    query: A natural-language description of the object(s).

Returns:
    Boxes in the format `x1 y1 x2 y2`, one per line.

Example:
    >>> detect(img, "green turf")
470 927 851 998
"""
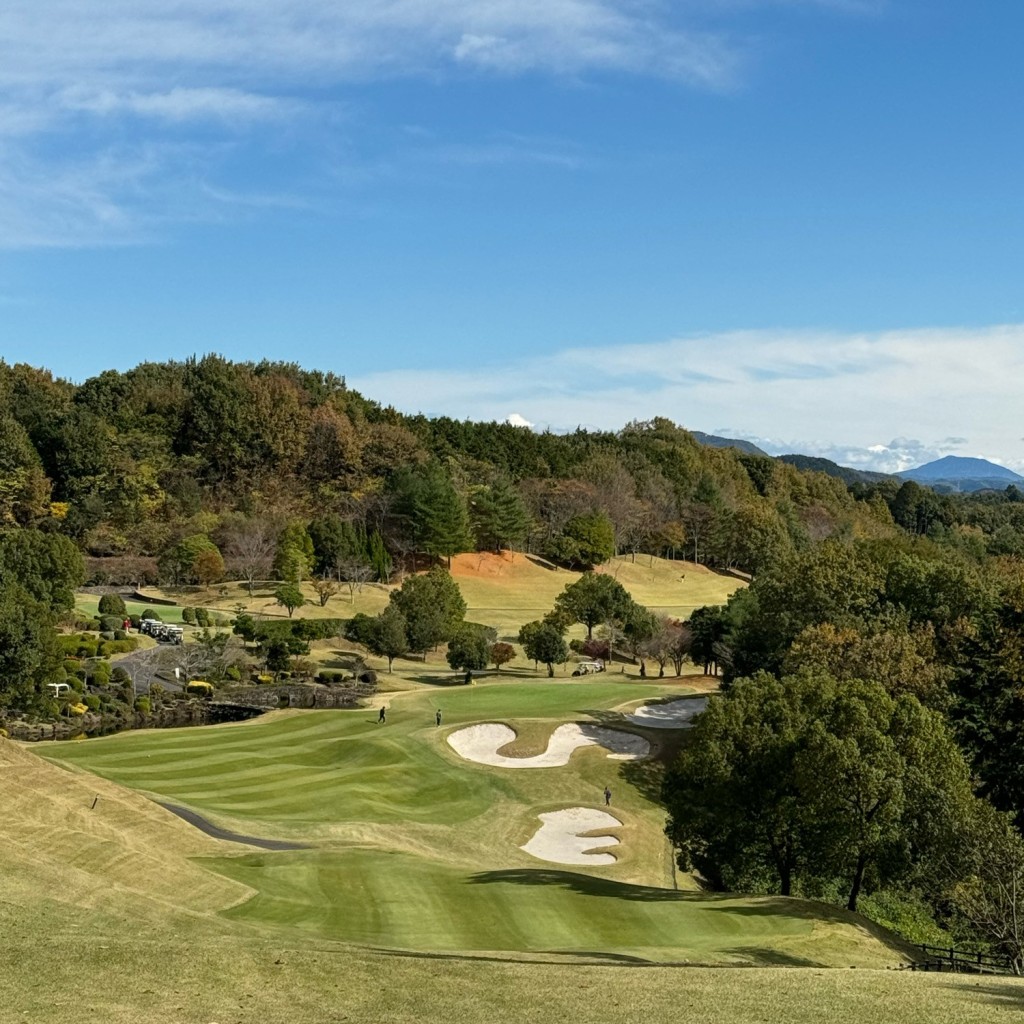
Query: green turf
76 594 189 624
45 681 680 833
212 846 861 962
8 733 1016 1023
44 678 908 966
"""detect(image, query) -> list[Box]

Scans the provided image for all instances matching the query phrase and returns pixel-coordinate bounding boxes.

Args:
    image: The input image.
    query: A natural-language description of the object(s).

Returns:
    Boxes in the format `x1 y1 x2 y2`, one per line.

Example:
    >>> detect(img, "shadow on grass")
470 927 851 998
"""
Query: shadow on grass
728 946 824 967
525 555 560 572
954 981 1024 1010
467 868 718 903
705 898 918 961
618 753 669 804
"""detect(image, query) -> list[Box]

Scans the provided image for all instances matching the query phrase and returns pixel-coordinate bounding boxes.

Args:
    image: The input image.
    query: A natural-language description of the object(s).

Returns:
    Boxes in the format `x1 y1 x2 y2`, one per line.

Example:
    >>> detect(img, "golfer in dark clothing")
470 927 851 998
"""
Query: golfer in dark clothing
604 786 612 806
435 709 442 727
378 706 386 724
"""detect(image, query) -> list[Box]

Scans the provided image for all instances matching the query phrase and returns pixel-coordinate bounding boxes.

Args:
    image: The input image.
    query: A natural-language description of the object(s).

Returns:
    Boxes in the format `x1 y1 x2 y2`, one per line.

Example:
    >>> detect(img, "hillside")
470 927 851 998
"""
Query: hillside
778 453 894 486
900 455 1024 492
690 430 769 456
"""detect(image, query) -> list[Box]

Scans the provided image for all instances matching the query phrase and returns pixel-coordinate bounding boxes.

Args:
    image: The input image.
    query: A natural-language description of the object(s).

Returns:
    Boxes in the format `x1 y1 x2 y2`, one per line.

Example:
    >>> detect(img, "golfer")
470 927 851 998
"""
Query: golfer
604 786 612 806
378 706 386 724
435 709 442 727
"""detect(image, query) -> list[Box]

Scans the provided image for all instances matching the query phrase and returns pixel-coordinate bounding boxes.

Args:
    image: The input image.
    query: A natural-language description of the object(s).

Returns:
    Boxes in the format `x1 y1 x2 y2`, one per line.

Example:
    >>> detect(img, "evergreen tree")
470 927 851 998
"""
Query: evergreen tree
367 605 409 673
554 572 634 639
518 620 568 677
470 480 531 553
446 623 491 673
389 567 467 656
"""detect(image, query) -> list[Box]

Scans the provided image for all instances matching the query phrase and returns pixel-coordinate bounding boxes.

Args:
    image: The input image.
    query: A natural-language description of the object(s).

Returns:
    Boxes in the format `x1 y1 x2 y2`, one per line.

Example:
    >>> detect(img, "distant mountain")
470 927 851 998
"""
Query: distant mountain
899 456 1024 493
778 454 894 487
691 431 768 457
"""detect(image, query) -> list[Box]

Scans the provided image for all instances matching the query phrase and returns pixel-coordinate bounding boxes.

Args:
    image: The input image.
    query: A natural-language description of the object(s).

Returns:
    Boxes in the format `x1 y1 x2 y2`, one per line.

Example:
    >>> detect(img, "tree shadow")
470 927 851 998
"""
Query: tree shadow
704 898 917 960
525 554 560 572
727 947 824 967
467 868 719 903
618 752 668 804
953 981 1024 1010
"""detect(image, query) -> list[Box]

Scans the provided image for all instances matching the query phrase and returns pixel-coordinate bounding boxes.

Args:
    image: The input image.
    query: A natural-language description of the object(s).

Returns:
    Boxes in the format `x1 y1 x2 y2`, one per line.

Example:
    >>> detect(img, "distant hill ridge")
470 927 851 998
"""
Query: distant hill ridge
689 431 768 457
899 455 1024 485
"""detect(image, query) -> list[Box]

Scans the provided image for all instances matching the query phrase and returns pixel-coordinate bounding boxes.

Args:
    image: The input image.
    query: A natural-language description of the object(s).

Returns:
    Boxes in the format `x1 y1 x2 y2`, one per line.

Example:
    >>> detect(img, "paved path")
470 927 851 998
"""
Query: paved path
158 802 310 851
114 645 182 694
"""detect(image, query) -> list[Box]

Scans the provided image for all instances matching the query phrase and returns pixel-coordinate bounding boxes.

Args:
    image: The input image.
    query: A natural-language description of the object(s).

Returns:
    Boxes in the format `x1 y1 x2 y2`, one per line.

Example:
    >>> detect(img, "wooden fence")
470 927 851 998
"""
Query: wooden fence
909 944 1014 974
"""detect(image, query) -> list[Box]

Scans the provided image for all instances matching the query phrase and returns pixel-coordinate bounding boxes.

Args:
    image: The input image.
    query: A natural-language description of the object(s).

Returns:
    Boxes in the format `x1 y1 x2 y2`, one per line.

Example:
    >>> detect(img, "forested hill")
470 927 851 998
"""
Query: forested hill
2 355 1024 586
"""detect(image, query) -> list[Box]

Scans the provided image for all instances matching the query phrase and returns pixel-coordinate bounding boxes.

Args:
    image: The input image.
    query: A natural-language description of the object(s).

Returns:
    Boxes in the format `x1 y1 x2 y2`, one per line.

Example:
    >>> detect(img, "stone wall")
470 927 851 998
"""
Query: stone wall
225 681 375 710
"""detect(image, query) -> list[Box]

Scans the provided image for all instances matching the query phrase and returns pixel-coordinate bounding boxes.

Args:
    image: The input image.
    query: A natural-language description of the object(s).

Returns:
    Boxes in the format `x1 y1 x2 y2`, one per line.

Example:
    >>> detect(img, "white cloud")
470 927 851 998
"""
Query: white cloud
57 87 300 123
347 325 1024 473
506 413 534 428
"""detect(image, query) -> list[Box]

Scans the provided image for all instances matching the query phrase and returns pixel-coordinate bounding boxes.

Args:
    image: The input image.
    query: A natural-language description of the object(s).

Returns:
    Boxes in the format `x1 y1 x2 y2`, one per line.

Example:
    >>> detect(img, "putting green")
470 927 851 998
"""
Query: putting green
44 678 907 966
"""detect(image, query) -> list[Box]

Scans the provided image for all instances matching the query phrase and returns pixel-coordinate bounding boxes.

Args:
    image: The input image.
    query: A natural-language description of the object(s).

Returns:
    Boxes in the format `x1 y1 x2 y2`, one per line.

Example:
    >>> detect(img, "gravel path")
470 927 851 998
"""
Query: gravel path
158 802 310 851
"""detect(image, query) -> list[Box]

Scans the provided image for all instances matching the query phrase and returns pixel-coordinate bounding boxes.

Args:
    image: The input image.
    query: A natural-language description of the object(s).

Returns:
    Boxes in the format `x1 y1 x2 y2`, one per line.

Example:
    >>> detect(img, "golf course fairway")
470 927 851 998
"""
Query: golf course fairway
40 677 909 968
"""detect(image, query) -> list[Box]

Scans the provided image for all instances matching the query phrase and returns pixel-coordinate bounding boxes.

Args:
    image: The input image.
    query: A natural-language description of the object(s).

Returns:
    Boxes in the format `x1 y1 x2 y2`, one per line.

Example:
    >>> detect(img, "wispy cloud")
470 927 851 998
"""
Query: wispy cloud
0 0 870 247
56 87 302 124
347 325 1024 473
0 2 741 93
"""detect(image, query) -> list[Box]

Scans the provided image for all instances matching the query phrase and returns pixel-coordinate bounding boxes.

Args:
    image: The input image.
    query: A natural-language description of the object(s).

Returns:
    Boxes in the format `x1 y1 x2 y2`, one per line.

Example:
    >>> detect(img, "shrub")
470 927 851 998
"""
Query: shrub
110 666 130 685
140 609 162 623
344 613 380 647
256 674 273 684
129 615 141 628
98 594 127 617
60 634 99 658
195 607 211 627
90 661 112 684
99 630 115 641
100 615 124 633
181 606 196 624
134 696 151 714
318 670 345 683
113 628 128 641
97 639 138 657
225 665 241 682
186 681 214 697
82 694 101 711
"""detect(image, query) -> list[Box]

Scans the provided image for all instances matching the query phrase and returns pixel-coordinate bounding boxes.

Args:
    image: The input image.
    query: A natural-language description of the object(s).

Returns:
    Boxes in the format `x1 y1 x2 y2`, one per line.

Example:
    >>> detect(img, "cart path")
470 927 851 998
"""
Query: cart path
158 801 311 851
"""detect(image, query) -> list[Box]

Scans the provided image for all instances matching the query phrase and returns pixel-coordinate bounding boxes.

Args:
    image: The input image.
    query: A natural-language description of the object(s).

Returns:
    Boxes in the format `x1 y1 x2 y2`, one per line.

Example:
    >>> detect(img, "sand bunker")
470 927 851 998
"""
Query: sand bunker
625 697 708 730
520 807 622 866
447 722 649 768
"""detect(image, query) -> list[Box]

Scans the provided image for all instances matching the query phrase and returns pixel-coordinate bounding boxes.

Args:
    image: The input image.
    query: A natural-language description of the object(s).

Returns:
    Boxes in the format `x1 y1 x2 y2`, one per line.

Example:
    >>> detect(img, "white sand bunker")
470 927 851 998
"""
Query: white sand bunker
625 697 708 730
521 807 622 866
447 722 649 768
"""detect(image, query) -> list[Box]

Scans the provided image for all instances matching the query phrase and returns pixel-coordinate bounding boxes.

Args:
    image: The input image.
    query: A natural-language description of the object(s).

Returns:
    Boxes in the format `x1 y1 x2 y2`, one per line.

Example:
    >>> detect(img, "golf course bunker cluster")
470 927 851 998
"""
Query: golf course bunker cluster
521 807 622 865
446 721 650 767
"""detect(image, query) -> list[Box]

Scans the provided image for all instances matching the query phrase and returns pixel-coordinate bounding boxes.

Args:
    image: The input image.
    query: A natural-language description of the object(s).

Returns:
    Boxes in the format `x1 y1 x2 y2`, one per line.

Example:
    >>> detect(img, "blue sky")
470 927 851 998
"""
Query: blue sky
1 1 1022 471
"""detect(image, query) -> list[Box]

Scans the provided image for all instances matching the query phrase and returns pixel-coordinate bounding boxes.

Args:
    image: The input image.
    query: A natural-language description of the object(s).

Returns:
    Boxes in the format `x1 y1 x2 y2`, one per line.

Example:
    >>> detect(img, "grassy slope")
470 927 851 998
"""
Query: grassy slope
5 739 1021 1024
45 679 902 967
38 562 1005 1018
